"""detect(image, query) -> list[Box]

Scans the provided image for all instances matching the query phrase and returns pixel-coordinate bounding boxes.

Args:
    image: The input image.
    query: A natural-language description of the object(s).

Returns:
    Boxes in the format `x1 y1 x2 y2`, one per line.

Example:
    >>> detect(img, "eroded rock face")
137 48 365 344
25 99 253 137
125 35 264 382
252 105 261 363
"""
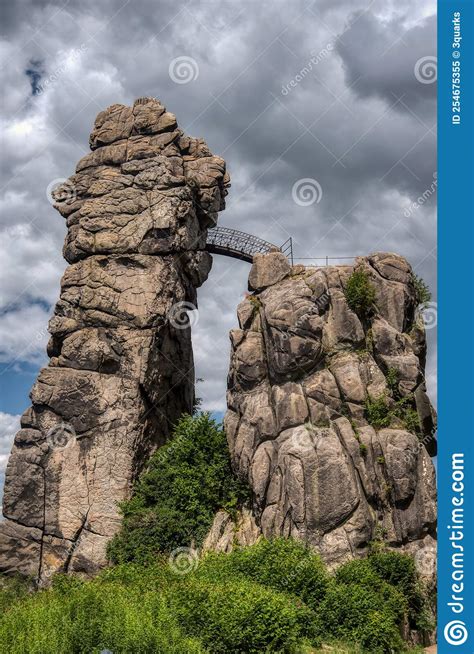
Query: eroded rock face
0 98 228 582
224 252 437 569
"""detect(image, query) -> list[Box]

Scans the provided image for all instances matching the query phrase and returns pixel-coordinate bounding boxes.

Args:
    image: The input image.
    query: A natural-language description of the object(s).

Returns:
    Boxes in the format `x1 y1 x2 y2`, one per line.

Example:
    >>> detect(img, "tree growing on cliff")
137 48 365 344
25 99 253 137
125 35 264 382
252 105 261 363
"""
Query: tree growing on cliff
107 413 250 564
344 269 377 319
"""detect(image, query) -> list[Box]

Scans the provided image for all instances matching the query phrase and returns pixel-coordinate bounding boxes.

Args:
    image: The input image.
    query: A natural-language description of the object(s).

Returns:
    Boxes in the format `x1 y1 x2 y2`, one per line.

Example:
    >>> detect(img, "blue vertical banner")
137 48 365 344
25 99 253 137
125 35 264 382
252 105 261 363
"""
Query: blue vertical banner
438 0 474 651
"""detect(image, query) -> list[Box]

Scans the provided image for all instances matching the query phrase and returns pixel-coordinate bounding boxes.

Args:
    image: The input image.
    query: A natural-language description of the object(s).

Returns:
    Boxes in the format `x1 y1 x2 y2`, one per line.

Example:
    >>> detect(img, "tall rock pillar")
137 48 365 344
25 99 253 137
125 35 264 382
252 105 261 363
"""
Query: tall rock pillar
0 98 228 581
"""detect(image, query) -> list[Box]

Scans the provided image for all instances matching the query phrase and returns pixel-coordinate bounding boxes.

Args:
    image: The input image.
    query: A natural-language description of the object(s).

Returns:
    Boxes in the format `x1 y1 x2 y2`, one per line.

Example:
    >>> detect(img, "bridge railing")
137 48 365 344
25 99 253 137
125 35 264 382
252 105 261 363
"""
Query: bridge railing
205 227 355 267
206 226 287 263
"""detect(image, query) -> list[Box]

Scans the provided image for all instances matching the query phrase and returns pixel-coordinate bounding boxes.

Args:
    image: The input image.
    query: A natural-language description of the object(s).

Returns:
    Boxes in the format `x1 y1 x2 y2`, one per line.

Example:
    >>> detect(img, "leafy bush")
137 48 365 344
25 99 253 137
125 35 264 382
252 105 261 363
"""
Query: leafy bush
364 395 391 428
0 573 206 654
198 538 330 611
368 551 432 630
108 413 250 564
317 579 405 653
412 274 431 307
169 576 319 653
344 270 377 319
1 540 431 654
364 394 421 434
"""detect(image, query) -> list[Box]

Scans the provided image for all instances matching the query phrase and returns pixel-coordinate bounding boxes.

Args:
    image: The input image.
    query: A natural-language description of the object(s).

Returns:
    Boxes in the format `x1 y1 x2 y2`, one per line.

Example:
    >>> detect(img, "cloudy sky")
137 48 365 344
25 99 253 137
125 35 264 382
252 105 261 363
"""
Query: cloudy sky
0 0 437 499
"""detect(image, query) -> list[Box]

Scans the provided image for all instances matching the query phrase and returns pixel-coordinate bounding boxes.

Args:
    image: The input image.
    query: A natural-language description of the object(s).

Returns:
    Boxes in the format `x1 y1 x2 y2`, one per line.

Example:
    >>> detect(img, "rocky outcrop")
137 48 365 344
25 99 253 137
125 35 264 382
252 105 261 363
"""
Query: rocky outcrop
0 98 228 581
223 252 437 570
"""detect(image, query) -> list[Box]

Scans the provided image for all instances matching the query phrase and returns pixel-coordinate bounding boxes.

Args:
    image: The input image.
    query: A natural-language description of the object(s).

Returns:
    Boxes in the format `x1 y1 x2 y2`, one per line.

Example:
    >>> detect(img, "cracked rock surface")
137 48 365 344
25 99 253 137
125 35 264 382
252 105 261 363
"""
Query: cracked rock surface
220 252 437 573
0 98 228 582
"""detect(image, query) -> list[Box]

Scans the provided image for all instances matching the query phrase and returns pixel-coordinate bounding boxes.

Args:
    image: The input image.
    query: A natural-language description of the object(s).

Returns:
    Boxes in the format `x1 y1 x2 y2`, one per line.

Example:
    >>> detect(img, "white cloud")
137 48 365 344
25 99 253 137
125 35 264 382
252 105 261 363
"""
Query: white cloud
0 302 50 364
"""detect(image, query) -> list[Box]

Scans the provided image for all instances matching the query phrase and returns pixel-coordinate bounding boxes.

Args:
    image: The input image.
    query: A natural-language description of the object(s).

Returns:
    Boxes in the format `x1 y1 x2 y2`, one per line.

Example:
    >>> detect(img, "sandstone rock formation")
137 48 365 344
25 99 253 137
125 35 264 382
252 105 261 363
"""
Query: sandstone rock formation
0 98 228 581
222 252 437 569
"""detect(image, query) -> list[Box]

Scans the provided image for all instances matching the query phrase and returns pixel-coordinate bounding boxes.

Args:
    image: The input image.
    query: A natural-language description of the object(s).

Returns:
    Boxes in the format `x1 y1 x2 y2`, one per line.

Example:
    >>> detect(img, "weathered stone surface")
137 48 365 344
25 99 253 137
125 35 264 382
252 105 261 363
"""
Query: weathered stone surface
248 251 290 292
202 508 261 553
0 98 229 582
225 252 437 571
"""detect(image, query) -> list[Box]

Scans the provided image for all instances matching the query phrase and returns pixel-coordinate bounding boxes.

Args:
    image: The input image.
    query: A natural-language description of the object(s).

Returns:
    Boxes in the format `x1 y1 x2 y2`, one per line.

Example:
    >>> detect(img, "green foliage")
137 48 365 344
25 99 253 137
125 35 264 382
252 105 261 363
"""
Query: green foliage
359 442 368 457
368 551 433 630
412 274 431 308
393 397 421 434
0 572 205 654
364 395 391 428
364 394 421 434
317 580 405 653
344 270 377 319
198 538 330 611
318 553 428 652
169 576 319 653
386 367 400 395
107 413 250 564
0 540 432 654
0 575 32 614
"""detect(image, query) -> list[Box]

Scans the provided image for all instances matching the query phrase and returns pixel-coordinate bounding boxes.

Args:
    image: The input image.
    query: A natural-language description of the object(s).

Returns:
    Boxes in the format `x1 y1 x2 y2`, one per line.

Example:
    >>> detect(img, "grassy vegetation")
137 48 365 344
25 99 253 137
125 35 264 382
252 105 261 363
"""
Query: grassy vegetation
364 394 421 434
0 415 432 653
0 539 432 654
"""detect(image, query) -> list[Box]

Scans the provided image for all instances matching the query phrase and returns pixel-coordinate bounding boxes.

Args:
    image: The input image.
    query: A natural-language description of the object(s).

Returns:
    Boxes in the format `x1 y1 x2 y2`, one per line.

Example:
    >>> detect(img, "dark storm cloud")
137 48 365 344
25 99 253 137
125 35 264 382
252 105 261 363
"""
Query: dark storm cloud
336 12 437 114
0 0 437 424
25 58 45 94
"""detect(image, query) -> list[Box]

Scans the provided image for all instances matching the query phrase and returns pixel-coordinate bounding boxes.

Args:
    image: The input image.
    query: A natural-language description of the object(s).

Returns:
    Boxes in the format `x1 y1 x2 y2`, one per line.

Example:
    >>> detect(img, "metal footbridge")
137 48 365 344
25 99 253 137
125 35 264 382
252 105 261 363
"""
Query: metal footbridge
206 226 293 264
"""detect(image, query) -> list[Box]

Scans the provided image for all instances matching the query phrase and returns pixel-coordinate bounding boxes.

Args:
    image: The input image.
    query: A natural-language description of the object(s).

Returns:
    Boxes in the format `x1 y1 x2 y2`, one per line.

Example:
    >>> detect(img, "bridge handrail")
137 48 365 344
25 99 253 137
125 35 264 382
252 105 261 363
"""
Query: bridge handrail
206 226 279 252
205 226 288 263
